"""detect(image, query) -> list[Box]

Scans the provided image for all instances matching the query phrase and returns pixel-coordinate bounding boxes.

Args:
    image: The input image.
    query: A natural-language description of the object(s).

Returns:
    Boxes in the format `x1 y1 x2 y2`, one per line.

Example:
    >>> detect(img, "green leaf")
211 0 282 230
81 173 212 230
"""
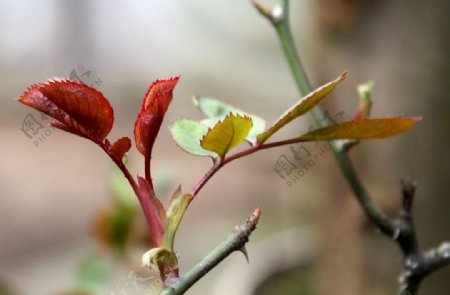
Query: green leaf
170 120 216 157
257 72 348 143
162 186 193 251
294 117 421 142
201 114 253 157
194 96 265 144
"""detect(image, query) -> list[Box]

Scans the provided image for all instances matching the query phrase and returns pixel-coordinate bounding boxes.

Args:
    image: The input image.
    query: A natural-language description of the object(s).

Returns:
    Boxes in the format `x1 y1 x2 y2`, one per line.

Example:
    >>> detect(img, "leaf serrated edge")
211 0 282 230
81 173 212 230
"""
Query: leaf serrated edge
200 113 253 157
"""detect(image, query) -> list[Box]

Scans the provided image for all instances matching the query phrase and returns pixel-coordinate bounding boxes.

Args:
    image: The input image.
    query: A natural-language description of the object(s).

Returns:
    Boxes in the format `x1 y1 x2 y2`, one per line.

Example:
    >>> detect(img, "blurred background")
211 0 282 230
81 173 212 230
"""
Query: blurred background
1 0 449 294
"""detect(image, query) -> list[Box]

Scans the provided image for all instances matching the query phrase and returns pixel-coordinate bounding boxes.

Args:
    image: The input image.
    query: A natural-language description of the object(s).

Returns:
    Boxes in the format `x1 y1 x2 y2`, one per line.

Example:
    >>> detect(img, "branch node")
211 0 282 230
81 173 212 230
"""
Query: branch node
401 179 417 214
251 0 287 24
438 242 450 258
335 139 359 153
160 208 261 295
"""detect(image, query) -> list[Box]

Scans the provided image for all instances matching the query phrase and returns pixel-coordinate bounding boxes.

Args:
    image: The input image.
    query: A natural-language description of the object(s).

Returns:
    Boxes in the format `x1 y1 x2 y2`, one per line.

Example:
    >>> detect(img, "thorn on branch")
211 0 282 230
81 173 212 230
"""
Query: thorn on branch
239 246 250 263
394 179 420 257
401 179 417 214
160 208 261 295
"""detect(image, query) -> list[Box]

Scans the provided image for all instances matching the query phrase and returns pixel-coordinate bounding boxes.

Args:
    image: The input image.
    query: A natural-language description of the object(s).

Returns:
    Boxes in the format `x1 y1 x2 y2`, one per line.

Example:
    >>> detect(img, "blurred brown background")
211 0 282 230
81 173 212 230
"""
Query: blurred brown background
1 0 449 294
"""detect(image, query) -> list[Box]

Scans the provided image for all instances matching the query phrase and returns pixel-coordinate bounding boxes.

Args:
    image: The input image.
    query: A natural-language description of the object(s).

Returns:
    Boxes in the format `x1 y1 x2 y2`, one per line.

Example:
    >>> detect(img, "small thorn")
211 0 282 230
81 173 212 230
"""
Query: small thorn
239 246 249 263
401 179 417 212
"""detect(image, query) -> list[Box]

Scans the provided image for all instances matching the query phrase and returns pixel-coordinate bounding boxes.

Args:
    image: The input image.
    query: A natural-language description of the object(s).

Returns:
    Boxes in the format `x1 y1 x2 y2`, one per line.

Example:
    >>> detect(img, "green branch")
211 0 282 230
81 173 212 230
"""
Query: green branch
252 0 395 237
160 208 261 295
251 1 450 294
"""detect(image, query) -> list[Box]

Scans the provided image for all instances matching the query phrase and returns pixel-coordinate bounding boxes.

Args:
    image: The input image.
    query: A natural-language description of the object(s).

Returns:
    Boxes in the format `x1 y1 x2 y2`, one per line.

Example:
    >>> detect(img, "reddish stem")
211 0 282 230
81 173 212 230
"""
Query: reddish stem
145 153 152 185
190 144 261 197
100 142 162 245
191 158 223 196
100 143 140 195
191 136 324 197
258 137 305 150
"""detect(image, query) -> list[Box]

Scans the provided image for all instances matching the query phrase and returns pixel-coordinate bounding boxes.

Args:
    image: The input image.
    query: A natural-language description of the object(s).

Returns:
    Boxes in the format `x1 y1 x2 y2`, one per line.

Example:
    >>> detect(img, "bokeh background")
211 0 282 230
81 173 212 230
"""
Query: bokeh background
1 0 449 294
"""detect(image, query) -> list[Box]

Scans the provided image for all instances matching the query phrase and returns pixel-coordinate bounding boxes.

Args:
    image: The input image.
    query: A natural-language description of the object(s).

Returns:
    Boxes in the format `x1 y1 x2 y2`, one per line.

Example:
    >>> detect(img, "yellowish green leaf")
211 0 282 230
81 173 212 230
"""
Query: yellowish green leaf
201 114 253 157
162 186 193 251
295 117 421 142
257 72 347 143
193 96 265 144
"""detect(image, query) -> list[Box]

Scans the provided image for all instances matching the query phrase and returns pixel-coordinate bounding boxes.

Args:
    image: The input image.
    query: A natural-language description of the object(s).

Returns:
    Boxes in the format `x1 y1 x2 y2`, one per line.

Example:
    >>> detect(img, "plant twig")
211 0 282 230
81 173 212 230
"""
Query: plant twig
251 0 395 237
100 143 140 195
101 142 162 245
396 180 450 294
145 154 152 185
190 157 224 196
251 1 450 294
160 208 262 295
190 144 261 196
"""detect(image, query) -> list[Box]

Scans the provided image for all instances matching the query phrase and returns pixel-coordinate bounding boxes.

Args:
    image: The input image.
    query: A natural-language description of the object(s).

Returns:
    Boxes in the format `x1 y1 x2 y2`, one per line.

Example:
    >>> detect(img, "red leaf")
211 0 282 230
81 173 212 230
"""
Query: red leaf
109 137 132 160
134 77 179 156
17 78 114 142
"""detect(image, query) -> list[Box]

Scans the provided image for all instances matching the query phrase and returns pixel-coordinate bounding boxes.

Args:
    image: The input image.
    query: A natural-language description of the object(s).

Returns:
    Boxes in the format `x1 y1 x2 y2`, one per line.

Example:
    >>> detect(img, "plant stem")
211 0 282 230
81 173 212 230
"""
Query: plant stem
395 180 450 294
252 1 450 294
263 0 396 236
101 143 140 196
145 154 152 185
101 143 162 245
190 158 223 197
160 208 261 295
190 144 260 196
275 18 312 102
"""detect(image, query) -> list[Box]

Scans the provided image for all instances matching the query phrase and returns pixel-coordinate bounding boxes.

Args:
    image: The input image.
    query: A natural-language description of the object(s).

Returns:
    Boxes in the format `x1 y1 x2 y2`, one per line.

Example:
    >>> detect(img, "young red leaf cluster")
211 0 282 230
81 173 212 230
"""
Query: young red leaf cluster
17 76 180 248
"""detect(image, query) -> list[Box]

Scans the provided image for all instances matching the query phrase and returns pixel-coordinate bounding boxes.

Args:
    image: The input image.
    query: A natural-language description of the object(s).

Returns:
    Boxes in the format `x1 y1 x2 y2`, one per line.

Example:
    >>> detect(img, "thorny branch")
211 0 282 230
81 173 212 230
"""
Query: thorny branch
160 208 261 295
396 180 450 294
